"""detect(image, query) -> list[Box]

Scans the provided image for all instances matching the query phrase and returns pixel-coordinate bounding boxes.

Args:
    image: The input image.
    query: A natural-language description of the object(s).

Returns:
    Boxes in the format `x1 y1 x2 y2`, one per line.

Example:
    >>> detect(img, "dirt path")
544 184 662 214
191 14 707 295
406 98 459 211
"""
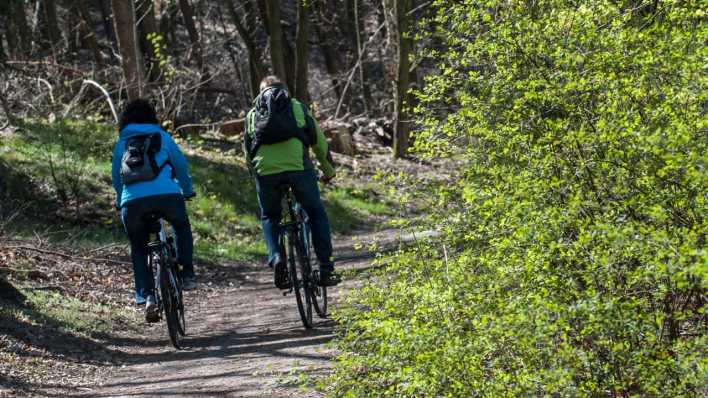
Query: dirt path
77 229 403 398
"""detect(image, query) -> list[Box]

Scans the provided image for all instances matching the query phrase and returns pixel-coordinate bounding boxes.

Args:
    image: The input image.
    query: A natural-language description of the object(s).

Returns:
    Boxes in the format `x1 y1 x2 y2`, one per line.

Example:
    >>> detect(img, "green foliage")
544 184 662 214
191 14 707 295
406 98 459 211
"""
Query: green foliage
330 1 706 396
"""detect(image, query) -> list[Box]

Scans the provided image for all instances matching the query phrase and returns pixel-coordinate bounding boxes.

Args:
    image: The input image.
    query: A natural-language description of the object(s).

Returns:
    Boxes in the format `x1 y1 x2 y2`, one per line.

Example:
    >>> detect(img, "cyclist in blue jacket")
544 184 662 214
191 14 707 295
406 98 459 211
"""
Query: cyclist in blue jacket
111 99 196 322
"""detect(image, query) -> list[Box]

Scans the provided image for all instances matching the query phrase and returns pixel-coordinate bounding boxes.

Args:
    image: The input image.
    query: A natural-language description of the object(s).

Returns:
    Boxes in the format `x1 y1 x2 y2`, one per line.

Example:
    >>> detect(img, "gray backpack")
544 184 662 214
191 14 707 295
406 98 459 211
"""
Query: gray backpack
119 133 163 185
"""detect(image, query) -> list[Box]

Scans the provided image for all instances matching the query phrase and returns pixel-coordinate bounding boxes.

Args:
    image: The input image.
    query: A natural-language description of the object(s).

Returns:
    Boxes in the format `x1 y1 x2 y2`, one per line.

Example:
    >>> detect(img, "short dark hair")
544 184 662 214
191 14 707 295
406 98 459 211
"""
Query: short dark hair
259 75 288 92
119 99 159 130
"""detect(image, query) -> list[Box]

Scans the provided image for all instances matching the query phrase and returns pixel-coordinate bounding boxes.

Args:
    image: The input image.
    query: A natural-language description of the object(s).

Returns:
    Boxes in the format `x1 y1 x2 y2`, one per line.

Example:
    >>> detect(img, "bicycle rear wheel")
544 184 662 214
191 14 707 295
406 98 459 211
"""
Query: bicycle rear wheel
287 233 312 328
159 257 184 349
301 225 327 318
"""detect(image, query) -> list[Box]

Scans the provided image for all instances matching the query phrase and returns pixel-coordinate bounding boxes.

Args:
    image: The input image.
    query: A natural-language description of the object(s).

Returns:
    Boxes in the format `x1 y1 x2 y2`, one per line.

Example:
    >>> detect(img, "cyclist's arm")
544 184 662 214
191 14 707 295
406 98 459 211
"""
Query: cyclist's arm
163 133 195 197
308 113 336 178
111 141 123 207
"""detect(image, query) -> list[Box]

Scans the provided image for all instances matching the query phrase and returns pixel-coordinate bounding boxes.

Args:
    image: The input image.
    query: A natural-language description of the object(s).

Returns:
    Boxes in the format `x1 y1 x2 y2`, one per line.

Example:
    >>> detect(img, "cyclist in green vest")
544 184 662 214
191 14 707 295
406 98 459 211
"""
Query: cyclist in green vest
244 75 341 289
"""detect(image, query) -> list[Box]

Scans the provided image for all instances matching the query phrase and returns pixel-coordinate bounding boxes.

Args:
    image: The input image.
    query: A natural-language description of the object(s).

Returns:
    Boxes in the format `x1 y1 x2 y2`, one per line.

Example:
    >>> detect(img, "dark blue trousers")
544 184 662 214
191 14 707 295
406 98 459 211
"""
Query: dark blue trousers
121 194 195 304
255 170 334 272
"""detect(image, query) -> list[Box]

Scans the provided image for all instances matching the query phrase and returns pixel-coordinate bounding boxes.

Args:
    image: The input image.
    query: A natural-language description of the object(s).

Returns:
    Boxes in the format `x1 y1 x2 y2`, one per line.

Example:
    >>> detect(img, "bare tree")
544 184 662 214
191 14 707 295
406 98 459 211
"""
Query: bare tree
223 0 265 98
264 0 286 84
157 0 178 55
354 0 373 113
43 0 62 49
4 0 32 57
78 0 102 66
111 0 143 100
390 0 412 158
294 0 310 103
178 0 204 71
135 0 161 81
313 0 343 100
0 32 5 61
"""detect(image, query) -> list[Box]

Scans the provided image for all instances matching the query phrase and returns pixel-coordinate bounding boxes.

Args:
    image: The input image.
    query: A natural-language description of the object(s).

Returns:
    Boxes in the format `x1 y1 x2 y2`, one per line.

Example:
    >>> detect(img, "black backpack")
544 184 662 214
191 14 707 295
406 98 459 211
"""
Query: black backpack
248 85 315 158
119 133 163 185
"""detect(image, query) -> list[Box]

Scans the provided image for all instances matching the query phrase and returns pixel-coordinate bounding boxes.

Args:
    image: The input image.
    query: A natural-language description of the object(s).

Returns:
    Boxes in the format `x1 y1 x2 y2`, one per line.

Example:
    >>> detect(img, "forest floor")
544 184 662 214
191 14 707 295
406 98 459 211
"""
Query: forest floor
2 226 409 398
1 124 444 397
78 228 407 398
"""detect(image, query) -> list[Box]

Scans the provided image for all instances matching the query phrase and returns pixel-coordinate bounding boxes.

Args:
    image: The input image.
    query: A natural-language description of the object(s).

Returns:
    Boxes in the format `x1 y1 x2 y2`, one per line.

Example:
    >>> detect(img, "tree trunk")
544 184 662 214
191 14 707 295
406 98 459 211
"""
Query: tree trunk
264 0 286 83
158 0 177 57
111 0 143 100
223 0 264 97
294 0 310 103
256 0 269 34
77 0 102 66
41 0 62 50
5 16 19 58
65 1 80 55
392 0 412 158
177 0 204 71
98 0 117 51
136 0 161 81
7 0 32 57
282 30 295 89
344 0 358 64
313 0 342 100
354 0 372 113
0 32 5 62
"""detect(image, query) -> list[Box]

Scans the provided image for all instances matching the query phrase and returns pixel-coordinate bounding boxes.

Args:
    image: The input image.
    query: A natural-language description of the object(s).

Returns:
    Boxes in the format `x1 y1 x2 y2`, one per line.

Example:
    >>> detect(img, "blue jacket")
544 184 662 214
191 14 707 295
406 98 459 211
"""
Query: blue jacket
111 124 194 207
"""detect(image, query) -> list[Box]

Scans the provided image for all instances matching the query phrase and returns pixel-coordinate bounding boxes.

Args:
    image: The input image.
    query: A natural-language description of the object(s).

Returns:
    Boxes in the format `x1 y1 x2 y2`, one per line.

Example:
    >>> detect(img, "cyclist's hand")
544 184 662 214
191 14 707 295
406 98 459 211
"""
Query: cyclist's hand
184 192 197 201
320 173 336 184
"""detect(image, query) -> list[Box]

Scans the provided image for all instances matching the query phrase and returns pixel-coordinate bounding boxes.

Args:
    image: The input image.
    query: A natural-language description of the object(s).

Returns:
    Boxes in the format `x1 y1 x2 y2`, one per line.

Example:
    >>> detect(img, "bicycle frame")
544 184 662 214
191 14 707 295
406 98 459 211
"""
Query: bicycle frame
278 186 327 328
146 217 185 348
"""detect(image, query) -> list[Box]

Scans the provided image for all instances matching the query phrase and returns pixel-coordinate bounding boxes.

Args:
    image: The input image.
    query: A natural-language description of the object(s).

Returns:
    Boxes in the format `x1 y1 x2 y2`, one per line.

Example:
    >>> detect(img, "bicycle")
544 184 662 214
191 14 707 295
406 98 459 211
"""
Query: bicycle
278 185 328 329
144 213 186 349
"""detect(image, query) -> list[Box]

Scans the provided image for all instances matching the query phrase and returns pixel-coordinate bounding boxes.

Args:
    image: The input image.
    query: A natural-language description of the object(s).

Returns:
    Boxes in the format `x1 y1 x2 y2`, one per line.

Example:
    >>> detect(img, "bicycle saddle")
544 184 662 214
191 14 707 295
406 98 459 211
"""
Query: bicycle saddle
143 212 164 234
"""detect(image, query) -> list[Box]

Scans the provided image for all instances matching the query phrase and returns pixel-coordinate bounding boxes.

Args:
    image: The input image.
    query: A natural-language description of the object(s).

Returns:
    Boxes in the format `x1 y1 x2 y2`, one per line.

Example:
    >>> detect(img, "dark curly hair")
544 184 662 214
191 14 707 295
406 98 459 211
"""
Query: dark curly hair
118 99 159 131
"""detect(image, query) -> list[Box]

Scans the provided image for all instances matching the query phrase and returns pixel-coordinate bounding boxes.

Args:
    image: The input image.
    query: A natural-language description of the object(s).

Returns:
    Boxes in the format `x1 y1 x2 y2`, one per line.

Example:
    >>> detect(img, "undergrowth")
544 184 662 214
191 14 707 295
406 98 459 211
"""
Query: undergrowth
328 2 706 397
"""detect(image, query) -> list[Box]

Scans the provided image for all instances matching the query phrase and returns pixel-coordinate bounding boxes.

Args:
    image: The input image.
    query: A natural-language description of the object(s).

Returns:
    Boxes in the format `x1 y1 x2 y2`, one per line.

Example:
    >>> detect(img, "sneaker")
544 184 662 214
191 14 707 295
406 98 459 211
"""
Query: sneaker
319 270 342 287
182 276 197 290
271 254 291 289
145 295 160 323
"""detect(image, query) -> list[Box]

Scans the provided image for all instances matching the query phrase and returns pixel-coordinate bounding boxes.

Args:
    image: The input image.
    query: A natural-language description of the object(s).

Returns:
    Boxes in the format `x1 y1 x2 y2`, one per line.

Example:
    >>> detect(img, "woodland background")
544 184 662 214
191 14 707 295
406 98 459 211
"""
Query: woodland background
0 1 706 397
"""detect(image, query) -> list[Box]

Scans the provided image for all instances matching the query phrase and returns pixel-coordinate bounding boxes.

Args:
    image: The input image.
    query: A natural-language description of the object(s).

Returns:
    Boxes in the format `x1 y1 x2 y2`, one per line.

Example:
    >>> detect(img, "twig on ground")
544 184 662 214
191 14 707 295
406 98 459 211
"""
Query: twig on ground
37 78 55 105
82 80 118 122
87 243 125 254
3 245 131 266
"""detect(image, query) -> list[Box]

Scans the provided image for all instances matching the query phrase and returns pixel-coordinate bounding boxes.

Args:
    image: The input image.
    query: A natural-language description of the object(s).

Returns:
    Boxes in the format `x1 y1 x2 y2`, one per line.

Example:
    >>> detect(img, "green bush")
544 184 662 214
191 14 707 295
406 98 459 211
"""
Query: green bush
330 1 706 396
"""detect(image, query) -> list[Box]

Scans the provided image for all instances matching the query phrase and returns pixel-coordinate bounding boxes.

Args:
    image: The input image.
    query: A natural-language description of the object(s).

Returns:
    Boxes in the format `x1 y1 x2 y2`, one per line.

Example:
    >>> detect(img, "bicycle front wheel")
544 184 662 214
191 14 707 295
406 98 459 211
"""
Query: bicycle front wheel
159 258 184 349
287 233 312 328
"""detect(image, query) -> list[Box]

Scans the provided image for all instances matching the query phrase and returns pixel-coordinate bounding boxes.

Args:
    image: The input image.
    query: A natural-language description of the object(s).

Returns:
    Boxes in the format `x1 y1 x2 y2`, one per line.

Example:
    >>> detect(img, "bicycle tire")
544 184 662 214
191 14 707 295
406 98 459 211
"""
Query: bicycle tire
158 254 183 349
166 245 186 337
301 225 327 318
287 233 312 328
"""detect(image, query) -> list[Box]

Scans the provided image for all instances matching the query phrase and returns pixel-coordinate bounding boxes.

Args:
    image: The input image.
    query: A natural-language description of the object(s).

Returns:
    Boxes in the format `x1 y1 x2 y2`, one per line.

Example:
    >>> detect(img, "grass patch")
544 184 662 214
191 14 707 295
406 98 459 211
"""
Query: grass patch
2 119 398 265
323 184 395 233
1 288 135 337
